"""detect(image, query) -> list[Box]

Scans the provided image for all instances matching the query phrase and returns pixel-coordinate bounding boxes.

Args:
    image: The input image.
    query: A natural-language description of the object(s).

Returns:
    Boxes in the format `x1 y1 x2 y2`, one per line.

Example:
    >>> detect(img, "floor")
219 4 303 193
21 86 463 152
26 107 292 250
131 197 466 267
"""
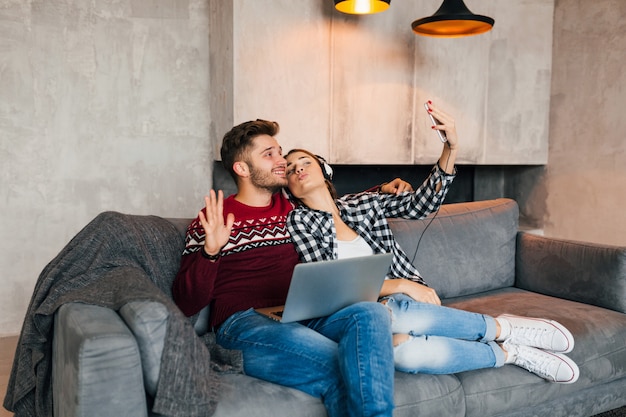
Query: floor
0 336 17 417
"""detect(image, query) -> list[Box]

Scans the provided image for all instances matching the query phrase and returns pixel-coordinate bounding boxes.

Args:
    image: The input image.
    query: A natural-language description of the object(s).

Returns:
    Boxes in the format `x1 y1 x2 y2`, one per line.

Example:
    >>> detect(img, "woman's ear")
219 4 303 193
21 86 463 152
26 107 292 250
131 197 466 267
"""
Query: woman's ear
233 161 249 178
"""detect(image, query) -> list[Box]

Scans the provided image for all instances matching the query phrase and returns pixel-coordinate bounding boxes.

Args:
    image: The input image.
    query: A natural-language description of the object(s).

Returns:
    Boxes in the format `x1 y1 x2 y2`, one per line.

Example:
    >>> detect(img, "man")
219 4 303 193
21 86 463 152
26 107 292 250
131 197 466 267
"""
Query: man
173 119 411 417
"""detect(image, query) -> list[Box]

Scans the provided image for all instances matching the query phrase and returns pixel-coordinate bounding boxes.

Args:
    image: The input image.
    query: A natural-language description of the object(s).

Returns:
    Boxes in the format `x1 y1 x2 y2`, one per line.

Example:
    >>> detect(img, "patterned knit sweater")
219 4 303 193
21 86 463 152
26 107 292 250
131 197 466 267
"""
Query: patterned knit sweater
172 192 300 329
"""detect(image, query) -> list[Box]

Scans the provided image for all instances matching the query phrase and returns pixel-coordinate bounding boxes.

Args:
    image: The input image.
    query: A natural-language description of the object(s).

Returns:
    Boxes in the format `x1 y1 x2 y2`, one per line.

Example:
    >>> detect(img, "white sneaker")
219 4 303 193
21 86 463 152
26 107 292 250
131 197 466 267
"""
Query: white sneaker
497 314 575 353
505 342 580 384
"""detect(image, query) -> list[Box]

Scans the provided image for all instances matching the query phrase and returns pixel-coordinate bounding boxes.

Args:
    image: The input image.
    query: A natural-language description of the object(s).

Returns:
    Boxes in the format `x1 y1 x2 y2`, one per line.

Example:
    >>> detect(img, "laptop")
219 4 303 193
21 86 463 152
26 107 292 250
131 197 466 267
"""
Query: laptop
255 253 393 323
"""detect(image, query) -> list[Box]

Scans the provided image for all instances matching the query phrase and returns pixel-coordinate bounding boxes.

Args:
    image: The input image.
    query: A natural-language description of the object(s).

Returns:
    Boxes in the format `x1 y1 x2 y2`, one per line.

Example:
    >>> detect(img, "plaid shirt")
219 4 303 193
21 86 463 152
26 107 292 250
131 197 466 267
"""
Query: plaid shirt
287 164 455 285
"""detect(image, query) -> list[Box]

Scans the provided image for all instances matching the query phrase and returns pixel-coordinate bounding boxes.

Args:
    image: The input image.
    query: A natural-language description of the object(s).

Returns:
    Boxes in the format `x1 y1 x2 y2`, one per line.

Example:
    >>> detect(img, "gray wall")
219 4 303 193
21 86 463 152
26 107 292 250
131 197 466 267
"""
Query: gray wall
1 0 624 335
539 0 626 245
446 0 626 244
212 0 554 166
0 0 212 335
501 0 626 245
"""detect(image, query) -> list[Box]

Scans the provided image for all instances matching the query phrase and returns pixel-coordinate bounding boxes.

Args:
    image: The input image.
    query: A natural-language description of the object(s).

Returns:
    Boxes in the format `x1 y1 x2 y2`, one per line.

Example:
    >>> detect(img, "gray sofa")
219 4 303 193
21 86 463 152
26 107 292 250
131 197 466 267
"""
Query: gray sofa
51 198 626 417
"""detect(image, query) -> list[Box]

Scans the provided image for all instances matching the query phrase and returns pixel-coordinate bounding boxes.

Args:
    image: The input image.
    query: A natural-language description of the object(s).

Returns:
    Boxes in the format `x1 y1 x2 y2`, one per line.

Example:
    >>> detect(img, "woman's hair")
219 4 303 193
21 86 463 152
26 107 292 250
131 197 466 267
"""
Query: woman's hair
220 119 280 183
286 148 338 206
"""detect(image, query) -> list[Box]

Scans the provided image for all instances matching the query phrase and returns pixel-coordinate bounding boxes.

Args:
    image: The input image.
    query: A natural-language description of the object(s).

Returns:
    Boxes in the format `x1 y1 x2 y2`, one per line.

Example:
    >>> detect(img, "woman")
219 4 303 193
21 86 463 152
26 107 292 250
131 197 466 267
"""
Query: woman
285 102 579 383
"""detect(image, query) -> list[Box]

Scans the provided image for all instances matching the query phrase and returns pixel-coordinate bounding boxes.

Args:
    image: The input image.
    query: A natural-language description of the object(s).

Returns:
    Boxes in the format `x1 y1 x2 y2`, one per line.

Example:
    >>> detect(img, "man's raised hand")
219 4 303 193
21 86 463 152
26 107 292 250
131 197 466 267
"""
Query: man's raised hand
198 190 235 256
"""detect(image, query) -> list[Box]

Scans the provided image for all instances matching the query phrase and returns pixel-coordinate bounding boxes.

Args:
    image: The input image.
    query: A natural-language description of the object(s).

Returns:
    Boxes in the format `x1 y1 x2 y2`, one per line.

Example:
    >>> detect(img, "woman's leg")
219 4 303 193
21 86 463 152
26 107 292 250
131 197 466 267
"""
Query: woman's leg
384 293 578 380
393 335 504 374
383 293 498 342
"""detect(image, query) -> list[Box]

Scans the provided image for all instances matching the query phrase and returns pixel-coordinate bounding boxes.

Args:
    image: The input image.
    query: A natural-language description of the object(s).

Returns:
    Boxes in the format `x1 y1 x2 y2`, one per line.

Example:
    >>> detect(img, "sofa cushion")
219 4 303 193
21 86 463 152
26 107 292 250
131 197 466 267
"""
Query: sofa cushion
119 300 169 397
393 372 464 417
212 374 327 417
444 287 626 417
388 198 519 299
210 372 465 417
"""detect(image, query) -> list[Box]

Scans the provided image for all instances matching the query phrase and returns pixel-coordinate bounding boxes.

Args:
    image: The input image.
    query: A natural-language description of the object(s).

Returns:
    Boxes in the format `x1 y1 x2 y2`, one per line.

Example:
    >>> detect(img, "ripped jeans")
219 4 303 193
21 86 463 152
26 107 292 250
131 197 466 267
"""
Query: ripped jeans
382 293 505 374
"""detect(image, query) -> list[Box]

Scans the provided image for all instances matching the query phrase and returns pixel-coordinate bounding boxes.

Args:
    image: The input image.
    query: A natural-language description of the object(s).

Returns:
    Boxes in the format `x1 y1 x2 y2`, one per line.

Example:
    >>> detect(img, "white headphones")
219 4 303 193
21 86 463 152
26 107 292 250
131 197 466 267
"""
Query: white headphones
315 155 334 181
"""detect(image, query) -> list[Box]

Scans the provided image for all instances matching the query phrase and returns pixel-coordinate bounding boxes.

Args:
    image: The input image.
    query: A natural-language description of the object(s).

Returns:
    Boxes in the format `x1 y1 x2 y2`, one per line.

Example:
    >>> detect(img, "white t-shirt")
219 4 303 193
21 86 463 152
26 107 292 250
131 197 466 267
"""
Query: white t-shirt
337 235 374 259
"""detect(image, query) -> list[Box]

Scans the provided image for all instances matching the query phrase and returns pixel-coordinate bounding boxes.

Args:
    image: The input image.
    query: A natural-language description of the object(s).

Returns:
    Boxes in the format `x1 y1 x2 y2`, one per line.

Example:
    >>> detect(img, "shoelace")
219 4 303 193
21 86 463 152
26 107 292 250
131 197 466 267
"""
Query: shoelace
512 346 559 382
508 325 554 349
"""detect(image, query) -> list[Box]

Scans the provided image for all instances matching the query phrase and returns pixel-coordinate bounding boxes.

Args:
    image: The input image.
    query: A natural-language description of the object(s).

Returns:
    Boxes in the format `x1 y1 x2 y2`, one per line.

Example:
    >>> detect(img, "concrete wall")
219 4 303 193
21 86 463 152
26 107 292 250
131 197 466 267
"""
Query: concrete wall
470 0 626 244
0 0 212 335
1 0 624 336
220 0 553 165
532 0 626 245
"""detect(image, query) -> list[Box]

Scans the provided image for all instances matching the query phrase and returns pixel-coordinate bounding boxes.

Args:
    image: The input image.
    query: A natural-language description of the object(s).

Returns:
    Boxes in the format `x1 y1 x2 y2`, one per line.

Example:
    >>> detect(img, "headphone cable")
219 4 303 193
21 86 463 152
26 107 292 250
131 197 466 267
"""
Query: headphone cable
410 148 453 264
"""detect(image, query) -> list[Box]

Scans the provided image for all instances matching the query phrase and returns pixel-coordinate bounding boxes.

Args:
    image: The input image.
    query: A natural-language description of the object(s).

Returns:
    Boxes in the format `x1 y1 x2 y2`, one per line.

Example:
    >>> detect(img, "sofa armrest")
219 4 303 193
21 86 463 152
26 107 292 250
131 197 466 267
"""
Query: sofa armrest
53 303 148 417
515 232 626 313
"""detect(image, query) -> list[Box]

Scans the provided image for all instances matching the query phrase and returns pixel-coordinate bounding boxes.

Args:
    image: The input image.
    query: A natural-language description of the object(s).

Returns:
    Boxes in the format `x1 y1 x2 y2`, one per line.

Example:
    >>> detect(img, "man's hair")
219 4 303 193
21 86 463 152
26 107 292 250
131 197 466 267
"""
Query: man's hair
220 119 280 183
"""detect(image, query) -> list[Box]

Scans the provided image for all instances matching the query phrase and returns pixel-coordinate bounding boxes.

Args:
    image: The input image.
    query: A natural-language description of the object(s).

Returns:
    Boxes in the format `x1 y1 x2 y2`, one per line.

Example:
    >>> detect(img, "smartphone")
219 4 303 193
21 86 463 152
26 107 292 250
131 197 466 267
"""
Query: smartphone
424 103 447 143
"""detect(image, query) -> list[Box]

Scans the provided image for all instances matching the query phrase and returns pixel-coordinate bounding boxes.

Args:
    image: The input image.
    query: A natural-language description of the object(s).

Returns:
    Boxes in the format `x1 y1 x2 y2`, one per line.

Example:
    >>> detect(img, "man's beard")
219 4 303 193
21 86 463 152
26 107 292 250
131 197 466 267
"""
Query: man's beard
249 164 287 193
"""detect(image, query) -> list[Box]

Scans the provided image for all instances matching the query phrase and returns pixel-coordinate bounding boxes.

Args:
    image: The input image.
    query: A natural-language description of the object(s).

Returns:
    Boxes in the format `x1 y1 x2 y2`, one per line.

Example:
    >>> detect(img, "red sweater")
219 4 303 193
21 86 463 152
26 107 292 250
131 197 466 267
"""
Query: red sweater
172 193 300 329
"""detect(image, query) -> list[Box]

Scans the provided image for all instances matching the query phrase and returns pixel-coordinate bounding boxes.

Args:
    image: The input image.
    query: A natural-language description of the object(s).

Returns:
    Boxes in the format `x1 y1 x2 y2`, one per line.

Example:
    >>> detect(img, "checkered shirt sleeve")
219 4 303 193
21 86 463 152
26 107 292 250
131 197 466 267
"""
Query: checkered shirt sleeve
375 164 455 219
287 208 335 263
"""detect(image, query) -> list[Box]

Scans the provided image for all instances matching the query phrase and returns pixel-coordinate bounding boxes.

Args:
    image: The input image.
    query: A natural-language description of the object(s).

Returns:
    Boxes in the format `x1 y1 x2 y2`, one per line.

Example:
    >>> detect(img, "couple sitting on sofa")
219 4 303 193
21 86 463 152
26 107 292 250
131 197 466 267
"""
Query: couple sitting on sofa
172 107 579 417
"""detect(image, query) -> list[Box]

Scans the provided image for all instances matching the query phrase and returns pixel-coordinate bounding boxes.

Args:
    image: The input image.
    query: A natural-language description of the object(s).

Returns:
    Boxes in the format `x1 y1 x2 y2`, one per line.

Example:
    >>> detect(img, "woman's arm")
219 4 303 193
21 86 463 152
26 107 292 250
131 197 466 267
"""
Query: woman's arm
371 103 459 219
376 166 455 219
380 278 441 305
287 209 335 263
428 102 459 177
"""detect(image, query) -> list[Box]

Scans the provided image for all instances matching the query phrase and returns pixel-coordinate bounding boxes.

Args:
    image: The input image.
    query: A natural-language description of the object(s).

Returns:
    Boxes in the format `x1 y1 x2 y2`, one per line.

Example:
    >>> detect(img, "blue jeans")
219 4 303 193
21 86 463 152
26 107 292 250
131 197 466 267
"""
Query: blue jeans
216 302 395 417
383 293 505 374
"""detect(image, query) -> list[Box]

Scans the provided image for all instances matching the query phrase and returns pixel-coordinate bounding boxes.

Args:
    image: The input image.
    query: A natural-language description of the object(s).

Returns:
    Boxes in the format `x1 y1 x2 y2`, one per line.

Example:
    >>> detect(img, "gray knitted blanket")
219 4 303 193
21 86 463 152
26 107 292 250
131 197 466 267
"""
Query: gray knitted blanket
3 211 241 417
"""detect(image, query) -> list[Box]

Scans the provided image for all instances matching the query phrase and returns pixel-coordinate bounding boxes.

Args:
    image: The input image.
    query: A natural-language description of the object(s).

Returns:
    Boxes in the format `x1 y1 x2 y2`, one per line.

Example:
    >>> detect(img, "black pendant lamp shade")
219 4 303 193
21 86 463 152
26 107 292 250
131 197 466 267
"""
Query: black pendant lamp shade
334 0 391 15
412 0 494 38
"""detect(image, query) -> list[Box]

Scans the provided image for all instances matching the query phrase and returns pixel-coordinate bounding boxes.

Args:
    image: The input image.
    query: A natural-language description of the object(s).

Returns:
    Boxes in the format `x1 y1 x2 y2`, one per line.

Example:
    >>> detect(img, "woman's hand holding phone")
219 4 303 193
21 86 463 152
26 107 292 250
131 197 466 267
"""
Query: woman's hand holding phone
424 102 448 143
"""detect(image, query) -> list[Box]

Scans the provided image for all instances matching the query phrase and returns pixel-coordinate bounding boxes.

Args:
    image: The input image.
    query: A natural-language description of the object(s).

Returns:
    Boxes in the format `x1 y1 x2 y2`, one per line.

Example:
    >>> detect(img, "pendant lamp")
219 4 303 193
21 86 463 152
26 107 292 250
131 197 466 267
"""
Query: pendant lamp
412 0 494 38
334 0 391 15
